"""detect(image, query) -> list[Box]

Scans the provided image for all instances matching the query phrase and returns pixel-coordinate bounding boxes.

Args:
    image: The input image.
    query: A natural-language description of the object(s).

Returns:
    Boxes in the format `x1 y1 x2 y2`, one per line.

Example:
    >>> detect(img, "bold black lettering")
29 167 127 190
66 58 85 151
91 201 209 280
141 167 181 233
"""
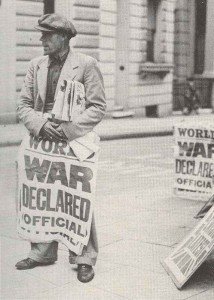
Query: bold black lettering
73 195 80 219
77 225 85 237
69 222 76 233
65 192 73 215
32 216 41 225
203 163 210 177
24 155 51 182
52 141 67 155
42 216 50 226
186 160 194 175
207 182 212 189
80 198 90 222
29 186 36 210
56 190 65 213
204 130 211 139
177 142 194 157
46 189 55 211
41 139 53 153
195 129 203 138
24 214 31 224
187 129 195 137
47 162 68 187
69 165 93 193
178 128 187 137
22 184 29 207
56 217 65 227
208 163 214 178
192 143 206 158
208 144 214 159
36 188 46 210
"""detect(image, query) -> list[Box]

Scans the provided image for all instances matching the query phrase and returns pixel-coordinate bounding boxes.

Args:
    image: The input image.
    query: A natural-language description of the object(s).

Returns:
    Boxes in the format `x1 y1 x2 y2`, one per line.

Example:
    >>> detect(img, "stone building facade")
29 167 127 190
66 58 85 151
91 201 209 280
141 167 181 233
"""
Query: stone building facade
0 0 213 124
174 0 214 110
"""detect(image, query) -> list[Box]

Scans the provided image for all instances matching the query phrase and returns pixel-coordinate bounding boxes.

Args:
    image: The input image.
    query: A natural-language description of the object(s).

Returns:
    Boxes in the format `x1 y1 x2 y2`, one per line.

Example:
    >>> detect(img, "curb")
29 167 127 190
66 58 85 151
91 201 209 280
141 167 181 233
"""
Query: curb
0 129 173 147
100 130 173 141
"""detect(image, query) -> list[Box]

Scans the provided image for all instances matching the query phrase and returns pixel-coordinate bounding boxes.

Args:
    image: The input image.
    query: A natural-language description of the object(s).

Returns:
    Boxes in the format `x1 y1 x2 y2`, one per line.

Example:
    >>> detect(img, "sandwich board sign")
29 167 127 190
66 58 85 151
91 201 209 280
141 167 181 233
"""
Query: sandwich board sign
174 120 214 201
162 204 214 289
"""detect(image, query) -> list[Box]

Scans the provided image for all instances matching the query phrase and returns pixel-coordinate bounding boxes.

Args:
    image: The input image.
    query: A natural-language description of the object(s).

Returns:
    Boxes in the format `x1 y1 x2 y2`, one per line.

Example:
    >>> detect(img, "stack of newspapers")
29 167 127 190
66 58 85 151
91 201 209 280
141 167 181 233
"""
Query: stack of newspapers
52 79 85 121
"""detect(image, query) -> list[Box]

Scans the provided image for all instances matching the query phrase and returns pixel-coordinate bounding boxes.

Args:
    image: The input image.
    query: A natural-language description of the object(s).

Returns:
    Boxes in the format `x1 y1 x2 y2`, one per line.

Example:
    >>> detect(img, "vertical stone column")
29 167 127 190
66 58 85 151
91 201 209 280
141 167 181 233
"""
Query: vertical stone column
203 0 214 110
0 0 16 124
115 0 130 109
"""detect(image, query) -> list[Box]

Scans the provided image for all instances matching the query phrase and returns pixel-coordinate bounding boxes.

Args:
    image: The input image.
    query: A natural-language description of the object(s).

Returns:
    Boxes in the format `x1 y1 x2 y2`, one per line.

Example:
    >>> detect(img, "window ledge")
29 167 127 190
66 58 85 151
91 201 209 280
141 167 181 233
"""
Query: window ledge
139 63 173 78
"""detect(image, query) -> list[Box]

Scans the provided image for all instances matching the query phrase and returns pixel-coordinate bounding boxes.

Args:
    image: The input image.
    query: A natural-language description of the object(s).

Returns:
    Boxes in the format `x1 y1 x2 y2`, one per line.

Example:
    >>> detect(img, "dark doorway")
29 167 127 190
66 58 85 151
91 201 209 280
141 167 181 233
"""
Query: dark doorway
194 0 207 74
44 0 55 14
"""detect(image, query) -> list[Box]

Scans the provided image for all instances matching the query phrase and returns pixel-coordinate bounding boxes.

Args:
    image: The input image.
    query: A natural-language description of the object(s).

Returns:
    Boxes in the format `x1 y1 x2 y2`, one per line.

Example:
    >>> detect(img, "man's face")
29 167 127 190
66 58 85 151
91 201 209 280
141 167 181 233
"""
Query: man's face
40 31 65 56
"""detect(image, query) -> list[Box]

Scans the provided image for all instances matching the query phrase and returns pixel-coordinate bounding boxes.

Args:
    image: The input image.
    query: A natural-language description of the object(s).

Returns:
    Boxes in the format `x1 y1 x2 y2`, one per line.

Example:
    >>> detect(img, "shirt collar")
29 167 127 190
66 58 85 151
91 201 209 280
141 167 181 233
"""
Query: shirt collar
48 47 70 67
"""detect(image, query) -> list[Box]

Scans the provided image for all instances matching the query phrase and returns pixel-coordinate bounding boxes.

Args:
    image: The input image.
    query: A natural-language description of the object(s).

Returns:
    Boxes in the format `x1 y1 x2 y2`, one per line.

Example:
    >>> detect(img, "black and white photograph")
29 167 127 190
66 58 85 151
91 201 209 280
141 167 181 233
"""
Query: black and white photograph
0 0 214 299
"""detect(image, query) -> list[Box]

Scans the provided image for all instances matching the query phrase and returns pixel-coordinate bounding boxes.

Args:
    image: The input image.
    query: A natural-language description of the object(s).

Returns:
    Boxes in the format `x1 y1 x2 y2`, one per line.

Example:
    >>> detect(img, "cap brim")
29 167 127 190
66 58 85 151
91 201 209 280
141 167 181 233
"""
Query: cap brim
34 25 55 32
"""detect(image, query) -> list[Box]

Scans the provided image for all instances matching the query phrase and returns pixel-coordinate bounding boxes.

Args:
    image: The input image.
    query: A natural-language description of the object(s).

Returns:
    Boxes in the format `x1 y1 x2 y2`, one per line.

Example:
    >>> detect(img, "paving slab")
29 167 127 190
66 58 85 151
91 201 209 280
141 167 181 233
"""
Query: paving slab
99 239 170 275
92 263 214 300
186 289 214 300
28 283 126 300
22 251 119 287
1 264 56 300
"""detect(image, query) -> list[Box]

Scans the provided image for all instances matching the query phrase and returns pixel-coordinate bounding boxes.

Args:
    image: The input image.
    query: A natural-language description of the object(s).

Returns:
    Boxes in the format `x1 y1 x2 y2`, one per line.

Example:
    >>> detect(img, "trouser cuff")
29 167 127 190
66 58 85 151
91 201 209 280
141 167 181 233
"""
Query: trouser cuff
75 256 97 266
28 252 57 263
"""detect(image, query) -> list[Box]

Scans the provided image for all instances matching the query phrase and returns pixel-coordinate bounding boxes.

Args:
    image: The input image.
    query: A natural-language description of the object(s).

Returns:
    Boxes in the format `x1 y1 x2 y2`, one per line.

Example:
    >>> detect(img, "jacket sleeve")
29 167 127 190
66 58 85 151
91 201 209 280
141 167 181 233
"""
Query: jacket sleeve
61 57 106 141
17 60 48 137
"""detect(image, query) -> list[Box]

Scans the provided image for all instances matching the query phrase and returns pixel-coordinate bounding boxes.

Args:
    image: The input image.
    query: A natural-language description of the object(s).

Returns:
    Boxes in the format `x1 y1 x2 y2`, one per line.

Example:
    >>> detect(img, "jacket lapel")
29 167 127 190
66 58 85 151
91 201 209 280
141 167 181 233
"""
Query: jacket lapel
37 56 49 103
54 51 79 99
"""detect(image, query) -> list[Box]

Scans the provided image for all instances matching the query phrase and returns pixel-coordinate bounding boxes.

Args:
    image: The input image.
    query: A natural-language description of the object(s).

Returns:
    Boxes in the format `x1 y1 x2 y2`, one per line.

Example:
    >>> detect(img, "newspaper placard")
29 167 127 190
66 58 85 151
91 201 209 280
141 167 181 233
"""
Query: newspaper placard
17 134 98 255
174 121 214 200
162 204 214 289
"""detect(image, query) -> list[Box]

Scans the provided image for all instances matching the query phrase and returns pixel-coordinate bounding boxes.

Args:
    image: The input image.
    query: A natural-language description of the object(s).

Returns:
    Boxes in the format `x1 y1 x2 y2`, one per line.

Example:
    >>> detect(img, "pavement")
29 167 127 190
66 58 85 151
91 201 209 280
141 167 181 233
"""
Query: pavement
0 109 213 147
1 113 214 299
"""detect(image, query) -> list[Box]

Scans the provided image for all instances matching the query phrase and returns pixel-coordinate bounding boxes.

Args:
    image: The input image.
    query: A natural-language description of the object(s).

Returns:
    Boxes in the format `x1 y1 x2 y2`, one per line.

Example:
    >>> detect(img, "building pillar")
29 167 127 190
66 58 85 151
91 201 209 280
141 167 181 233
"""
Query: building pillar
115 0 130 109
203 0 214 110
0 0 16 124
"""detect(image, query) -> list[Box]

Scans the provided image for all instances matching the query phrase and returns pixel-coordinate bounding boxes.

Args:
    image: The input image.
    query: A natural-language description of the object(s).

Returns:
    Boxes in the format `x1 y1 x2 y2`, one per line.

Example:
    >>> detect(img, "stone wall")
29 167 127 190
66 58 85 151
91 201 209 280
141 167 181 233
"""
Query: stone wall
99 0 117 111
174 0 190 80
16 0 44 98
128 0 175 117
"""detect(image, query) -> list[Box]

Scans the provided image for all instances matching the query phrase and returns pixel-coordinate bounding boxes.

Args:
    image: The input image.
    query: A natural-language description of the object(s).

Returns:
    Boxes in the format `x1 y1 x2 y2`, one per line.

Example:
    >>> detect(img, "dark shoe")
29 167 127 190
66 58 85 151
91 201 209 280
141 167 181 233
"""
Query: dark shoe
77 264 94 283
15 258 54 270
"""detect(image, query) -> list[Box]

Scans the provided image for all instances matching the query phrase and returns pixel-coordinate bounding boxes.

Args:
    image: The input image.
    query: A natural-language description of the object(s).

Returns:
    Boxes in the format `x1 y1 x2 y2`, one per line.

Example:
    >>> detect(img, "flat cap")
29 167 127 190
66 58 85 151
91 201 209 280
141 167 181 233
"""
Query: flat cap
35 14 77 39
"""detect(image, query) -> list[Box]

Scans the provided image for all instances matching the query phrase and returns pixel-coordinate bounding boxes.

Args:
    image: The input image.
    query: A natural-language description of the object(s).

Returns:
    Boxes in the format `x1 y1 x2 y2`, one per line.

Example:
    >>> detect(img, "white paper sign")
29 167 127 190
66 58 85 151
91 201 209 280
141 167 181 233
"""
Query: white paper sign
17 134 98 255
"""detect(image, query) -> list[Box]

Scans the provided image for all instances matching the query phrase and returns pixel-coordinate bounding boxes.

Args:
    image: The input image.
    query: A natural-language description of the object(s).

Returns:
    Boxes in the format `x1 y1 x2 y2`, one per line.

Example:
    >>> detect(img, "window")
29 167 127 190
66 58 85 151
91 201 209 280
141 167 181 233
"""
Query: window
147 0 160 62
194 0 207 74
44 0 55 14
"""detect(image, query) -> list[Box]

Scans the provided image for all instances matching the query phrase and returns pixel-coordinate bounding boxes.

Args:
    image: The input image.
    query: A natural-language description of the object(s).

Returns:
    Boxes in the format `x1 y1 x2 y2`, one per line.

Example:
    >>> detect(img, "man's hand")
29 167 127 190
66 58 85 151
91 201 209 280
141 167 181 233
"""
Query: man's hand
40 121 67 142
55 125 67 140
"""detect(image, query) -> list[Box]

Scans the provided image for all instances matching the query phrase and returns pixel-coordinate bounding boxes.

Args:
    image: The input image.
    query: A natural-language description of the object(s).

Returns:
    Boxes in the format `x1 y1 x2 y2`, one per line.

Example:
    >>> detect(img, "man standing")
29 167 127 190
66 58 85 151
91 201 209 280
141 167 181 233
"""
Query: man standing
182 77 201 115
16 14 106 283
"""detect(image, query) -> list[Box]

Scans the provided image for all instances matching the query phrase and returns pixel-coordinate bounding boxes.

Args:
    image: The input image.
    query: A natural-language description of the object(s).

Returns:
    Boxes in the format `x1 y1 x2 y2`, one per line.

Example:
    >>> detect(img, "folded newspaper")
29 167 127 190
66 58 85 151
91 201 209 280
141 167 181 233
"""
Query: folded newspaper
50 79 99 161
52 79 86 122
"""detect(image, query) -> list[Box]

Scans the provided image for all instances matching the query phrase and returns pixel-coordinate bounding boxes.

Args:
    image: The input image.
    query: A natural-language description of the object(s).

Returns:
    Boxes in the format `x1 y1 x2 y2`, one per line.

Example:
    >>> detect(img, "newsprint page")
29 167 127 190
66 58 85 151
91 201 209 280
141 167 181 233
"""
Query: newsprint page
1 0 214 299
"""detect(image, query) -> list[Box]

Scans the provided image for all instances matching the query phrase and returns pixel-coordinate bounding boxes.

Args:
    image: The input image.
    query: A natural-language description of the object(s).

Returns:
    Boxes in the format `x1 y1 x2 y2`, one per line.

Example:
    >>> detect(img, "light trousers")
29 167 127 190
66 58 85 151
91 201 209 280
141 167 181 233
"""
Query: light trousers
28 215 98 266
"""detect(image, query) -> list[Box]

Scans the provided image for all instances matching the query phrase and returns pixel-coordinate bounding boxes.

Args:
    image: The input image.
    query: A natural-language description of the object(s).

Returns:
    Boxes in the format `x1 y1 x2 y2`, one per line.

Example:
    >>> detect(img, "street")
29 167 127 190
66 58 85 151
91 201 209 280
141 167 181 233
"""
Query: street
1 136 214 299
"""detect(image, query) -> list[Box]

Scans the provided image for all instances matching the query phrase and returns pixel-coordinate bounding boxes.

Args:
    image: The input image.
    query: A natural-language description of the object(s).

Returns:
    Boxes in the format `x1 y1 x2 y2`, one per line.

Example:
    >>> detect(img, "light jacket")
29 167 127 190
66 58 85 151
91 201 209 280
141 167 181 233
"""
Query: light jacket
17 50 106 141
